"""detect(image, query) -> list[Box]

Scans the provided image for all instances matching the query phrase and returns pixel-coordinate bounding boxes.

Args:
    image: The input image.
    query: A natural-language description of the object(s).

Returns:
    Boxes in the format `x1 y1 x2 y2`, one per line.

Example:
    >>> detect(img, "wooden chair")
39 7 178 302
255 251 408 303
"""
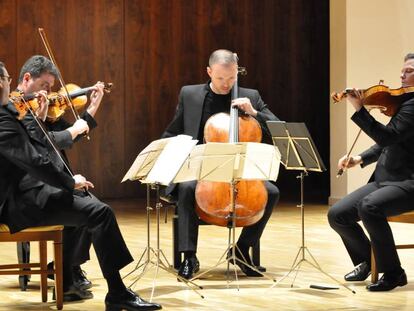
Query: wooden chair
0 224 64 310
371 211 414 283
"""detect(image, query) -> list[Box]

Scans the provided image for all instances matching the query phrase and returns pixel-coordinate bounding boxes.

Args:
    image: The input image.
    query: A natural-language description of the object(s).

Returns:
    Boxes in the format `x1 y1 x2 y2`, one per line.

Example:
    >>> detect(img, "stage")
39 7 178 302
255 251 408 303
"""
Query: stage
0 200 413 310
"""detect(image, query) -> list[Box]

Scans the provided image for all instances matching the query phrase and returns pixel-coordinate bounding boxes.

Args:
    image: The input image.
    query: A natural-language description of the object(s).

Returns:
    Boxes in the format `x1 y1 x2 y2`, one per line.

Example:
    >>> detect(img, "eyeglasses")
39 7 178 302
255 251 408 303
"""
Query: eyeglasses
0 75 12 84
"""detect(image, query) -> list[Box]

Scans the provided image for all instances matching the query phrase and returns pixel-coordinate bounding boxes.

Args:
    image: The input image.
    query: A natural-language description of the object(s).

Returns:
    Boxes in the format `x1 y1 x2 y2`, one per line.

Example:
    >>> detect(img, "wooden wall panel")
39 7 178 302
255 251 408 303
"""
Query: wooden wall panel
0 0 330 202
0 0 17 80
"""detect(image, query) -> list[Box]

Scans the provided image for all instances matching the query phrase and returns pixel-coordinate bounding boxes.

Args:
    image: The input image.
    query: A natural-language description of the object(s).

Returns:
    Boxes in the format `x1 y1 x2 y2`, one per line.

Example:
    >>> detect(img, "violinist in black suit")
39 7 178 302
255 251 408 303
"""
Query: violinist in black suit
16 55 101 290
0 61 161 310
162 49 280 279
328 53 414 291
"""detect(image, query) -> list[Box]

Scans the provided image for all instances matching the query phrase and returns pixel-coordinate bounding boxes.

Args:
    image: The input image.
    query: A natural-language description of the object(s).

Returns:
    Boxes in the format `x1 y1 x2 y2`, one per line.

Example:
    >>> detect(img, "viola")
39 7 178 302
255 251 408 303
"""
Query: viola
332 83 414 116
332 82 414 177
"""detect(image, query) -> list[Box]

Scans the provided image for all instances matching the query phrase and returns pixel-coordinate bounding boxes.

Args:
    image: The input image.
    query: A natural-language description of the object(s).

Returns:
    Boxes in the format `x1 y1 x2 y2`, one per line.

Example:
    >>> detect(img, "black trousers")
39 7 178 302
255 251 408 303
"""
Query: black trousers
64 225 91 266
327 182 414 273
37 191 133 279
177 181 280 252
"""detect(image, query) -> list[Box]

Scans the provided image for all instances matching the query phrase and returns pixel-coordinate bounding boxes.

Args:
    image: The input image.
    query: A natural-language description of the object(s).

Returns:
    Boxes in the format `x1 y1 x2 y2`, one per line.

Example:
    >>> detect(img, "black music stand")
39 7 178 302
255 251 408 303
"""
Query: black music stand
266 121 355 293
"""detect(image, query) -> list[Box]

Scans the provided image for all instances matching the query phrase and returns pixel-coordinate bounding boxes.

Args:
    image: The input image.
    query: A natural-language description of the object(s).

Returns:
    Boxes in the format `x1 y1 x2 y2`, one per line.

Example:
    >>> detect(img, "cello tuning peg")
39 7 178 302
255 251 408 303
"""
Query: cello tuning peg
238 67 247 76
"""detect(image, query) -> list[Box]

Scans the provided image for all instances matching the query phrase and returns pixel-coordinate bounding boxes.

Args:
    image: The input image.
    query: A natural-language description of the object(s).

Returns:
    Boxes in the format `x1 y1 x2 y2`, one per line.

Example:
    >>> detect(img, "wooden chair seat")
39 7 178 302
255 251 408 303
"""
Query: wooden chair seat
0 223 64 310
371 211 414 283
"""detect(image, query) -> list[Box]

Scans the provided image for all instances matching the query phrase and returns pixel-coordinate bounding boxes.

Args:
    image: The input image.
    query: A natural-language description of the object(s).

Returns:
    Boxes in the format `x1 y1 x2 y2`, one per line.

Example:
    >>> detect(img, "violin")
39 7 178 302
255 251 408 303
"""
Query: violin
46 82 112 122
9 91 41 120
332 82 414 116
9 83 112 122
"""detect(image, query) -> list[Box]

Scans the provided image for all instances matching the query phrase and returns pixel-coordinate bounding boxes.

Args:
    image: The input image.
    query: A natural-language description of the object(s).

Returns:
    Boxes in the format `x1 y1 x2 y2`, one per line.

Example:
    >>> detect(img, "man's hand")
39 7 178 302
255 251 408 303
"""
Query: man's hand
231 97 257 116
73 174 94 190
86 81 105 117
35 90 49 121
338 154 362 171
346 88 364 111
67 119 89 140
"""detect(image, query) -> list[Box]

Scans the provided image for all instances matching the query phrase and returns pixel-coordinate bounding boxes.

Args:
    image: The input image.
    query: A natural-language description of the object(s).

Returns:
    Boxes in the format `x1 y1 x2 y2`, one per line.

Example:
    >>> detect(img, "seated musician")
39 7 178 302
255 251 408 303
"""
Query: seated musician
15 55 102 290
161 49 280 279
328 53 414 291
0 61 162 310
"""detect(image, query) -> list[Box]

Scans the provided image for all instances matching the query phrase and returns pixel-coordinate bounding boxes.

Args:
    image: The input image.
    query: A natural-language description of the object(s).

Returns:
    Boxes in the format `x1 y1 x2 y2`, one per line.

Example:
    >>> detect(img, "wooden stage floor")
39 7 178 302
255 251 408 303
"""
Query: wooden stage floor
0 199 413 310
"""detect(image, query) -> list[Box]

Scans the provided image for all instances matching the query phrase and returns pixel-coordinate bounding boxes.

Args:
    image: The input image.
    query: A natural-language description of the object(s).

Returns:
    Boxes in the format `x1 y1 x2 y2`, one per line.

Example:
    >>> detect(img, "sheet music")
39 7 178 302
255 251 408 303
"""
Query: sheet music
174 142 281 183
121 135 196 183
121 137 171 182
144 135 198 185
237 143 281 181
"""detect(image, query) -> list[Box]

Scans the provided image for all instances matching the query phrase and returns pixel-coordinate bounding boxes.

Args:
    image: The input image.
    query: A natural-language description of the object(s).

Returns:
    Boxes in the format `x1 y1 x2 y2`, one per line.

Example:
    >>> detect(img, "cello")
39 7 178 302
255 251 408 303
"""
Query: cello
194 65 268 227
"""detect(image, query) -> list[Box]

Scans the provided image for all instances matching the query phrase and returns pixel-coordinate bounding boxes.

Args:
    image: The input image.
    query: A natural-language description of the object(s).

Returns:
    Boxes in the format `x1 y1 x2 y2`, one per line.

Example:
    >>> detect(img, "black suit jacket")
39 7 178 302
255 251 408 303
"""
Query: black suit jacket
161 83 278 195
354 97 414 192
162 83 278 142
15 111 98 213
0 104 74 233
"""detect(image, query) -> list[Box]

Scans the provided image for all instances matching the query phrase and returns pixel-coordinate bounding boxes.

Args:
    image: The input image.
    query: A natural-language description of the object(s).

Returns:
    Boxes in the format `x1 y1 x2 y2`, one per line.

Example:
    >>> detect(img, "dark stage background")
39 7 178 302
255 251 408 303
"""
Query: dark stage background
0 0 329 202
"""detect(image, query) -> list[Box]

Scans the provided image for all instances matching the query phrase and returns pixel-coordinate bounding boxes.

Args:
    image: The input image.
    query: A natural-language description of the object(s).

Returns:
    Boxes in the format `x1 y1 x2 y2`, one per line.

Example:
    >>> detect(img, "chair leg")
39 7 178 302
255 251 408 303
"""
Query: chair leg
371 248 378 283
54 241 63 310
39 241 48 302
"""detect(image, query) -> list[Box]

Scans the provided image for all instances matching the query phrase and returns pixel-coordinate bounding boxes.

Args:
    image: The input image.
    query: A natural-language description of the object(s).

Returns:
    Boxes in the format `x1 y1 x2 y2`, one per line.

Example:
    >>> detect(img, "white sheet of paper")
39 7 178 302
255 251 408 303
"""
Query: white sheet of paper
144 135 198 185
174 142 281 183
121 137 171 183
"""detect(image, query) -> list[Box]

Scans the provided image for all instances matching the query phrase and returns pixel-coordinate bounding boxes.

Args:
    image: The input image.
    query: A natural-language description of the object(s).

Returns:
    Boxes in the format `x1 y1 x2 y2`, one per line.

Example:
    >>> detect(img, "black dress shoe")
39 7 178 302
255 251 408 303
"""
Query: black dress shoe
72 265 93 290
344 262 371 281
227 247 262 277
53 284 93 302
367 270 407 291
178 256 200 280
47 261 55 280
105 288 162 311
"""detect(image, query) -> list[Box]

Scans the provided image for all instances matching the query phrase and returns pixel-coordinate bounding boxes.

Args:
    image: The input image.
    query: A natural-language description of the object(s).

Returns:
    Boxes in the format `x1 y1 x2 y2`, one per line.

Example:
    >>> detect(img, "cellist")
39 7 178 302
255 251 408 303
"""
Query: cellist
328 53 414 291
162 49 280 280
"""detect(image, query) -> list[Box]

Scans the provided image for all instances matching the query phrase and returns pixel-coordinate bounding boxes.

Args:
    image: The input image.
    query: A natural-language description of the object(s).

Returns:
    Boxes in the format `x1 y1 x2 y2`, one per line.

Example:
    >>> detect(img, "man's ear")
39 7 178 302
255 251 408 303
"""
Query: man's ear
23 72 31 83
0 82 3 105
206 66 212 78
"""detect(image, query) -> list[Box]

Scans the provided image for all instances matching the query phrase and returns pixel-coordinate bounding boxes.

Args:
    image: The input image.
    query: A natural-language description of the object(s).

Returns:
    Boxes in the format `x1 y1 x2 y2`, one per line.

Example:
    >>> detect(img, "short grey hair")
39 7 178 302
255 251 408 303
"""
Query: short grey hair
404 53 414 62
18 55 59 83
208 49 238 67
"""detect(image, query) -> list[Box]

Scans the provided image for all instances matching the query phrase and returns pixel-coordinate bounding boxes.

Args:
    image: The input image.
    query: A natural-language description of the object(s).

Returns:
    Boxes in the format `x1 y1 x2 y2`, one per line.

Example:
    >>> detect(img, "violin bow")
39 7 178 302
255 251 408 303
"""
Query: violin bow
336 128 362 177
17 95 74 176
19 94 90 195
38 28 90 140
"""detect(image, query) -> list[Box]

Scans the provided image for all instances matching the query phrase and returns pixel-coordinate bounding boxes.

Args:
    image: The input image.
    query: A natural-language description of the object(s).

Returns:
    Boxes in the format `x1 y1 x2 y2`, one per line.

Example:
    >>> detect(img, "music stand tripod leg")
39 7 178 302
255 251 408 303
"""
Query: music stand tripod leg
272 172 355 294
123 184 204 300
191 181 276 288
124 184 155 283
149 185 204 299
